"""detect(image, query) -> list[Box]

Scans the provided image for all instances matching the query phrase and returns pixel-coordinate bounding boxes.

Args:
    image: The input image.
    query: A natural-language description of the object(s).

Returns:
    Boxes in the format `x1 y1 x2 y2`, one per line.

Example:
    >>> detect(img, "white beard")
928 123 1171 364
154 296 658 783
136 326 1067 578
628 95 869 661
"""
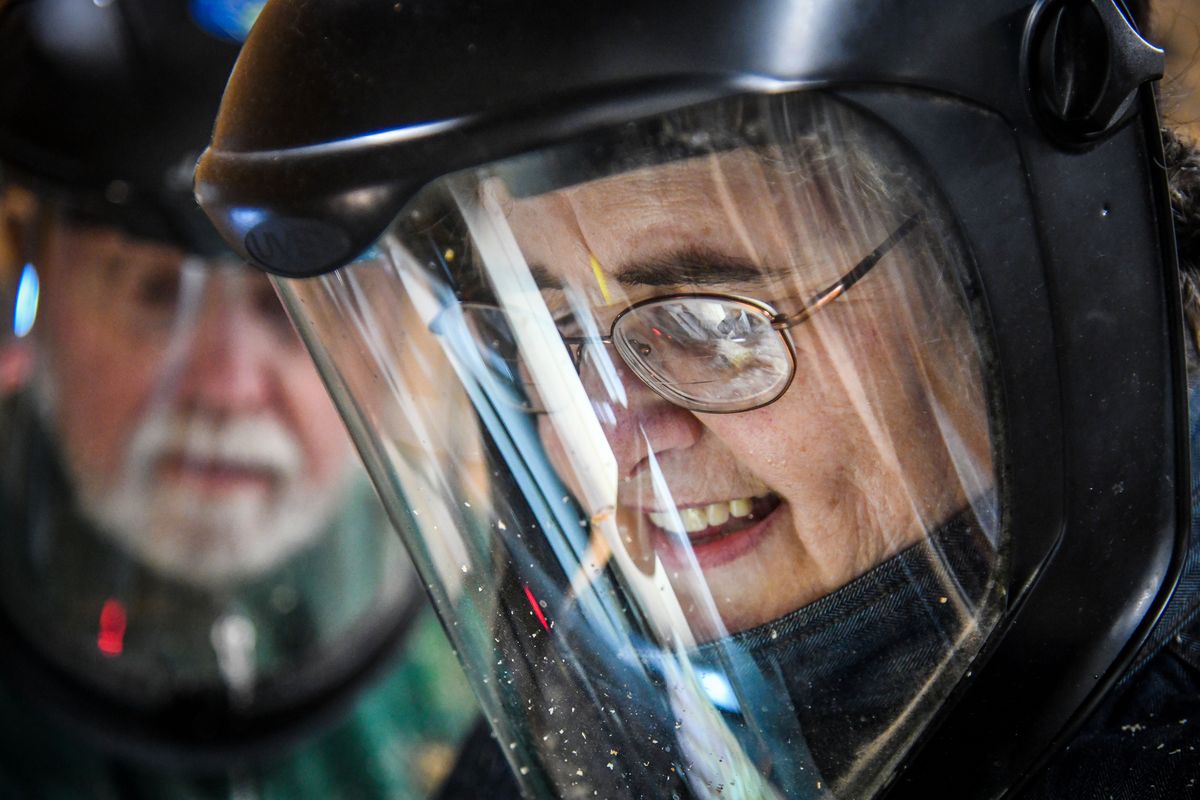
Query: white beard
73 409 349 588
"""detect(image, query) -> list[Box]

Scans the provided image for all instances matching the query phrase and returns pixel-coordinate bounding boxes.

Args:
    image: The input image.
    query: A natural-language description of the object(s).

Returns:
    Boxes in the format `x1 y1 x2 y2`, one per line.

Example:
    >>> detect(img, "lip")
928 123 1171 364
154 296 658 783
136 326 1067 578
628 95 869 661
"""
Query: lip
157 455 276 493
649 499 784 572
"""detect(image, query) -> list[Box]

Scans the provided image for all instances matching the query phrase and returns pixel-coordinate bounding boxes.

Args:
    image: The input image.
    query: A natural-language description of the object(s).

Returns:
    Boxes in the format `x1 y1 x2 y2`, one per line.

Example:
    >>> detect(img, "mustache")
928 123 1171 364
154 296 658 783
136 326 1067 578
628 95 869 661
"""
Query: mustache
82 409 339 586
125 411 305 482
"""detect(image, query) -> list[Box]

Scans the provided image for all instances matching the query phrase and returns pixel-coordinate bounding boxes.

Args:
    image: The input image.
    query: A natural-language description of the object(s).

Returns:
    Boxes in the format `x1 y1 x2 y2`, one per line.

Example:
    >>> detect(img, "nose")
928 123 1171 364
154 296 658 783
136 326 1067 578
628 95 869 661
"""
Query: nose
584 346 704 479
175 283 272 415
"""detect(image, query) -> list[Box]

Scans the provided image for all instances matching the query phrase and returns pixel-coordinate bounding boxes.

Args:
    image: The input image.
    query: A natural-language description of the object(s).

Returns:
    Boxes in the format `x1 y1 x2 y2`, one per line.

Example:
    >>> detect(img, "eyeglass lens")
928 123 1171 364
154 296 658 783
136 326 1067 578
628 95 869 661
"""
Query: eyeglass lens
611 297 793 412
459 297 795 414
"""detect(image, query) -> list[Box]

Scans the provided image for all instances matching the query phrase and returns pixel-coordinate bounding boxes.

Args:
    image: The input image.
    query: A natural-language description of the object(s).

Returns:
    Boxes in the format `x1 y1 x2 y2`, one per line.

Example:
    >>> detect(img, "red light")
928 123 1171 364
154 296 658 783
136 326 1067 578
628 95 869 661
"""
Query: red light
651 327 663 337
97 598 126 657
522 584 551 632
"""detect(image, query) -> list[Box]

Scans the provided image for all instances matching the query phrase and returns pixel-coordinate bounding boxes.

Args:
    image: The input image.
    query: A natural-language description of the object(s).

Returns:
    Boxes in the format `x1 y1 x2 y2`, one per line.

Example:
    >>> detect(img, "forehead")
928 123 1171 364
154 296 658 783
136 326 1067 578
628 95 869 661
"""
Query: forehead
50 222 181 263
47 222 250 280
494 147 861 294
505 149 786 243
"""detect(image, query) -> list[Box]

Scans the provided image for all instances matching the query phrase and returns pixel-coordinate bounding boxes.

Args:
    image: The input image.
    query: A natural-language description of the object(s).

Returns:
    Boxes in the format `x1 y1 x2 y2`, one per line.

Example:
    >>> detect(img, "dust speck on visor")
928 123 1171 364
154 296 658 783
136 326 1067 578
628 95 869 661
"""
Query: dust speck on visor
276 92 1007 798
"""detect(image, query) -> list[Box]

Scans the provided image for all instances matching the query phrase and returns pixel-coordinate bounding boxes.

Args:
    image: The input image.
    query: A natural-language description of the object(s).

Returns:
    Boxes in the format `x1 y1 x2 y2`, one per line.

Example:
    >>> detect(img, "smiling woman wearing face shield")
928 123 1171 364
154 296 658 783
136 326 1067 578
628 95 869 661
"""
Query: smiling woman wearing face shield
194 1 1197 797
269 90 1003 800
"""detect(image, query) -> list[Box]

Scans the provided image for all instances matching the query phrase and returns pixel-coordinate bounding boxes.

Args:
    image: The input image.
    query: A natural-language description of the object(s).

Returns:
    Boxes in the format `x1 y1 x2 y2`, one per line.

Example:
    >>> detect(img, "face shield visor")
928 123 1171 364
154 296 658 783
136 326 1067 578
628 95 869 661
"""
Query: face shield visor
274 91 1008 798
0 181 432 762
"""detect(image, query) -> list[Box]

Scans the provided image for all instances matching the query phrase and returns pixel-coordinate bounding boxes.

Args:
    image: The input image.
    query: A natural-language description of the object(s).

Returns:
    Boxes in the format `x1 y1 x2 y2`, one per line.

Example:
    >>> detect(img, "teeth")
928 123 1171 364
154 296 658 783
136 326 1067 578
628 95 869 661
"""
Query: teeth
705 503 730 527
647 510 672 529
679 507 707 533
647 496 758 534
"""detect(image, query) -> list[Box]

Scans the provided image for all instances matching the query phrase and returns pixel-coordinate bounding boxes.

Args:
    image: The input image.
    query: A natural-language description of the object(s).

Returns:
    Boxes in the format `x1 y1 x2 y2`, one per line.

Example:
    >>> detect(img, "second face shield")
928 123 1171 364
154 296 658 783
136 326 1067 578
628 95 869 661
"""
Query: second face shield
0 182 460 767
277 91 1008 799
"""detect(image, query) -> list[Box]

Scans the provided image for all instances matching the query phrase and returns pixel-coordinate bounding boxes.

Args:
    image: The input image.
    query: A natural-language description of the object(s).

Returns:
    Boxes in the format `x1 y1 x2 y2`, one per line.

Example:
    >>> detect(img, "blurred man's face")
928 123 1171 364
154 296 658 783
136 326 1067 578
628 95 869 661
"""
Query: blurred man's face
34 221 353 584
497 149 993 636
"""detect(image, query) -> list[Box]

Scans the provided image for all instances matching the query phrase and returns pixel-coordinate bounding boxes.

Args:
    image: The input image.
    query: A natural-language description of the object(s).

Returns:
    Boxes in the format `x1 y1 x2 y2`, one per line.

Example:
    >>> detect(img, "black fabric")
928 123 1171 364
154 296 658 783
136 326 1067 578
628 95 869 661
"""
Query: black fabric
435 719 525 800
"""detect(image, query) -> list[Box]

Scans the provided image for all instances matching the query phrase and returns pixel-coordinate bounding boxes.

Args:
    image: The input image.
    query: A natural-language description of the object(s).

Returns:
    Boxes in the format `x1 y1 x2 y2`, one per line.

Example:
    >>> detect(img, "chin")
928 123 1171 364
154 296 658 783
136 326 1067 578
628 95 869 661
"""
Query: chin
84 477 338 587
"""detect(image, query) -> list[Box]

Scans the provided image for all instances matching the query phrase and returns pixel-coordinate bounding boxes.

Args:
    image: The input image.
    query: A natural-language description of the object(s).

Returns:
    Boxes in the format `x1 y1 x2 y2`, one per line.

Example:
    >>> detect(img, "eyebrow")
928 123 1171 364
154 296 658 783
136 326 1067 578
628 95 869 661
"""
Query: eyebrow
528 246 768 292
614 247 767 287
528 263 564 290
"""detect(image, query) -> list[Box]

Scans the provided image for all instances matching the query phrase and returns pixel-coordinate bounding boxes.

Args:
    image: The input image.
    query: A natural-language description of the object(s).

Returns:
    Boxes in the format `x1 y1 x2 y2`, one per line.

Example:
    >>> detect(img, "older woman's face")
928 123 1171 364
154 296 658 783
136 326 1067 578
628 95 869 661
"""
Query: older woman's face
499 150 993 636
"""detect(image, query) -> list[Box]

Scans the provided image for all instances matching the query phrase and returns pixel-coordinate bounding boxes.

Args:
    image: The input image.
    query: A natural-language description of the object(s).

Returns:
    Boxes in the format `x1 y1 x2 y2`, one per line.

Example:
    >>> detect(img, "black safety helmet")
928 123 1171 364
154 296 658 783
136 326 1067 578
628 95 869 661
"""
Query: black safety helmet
0 0 421 770
0 0 237 252
195 1 1184 797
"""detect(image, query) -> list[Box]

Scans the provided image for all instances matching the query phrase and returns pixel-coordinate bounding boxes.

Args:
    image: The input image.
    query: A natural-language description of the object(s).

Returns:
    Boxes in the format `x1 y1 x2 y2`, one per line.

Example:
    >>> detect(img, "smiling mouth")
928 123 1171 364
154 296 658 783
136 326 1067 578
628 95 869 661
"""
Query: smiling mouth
646 493 781 542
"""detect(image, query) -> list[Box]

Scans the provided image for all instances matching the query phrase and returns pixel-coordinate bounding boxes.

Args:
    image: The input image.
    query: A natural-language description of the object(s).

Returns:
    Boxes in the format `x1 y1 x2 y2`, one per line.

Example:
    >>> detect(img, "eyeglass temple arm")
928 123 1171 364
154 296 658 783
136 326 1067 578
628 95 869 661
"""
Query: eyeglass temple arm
774 212 924 329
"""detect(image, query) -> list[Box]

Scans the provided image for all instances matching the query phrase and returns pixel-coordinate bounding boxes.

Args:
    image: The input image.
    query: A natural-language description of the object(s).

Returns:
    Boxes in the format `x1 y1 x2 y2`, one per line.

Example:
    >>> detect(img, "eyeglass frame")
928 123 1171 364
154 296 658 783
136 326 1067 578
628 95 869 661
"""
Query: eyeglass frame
458 212 923 415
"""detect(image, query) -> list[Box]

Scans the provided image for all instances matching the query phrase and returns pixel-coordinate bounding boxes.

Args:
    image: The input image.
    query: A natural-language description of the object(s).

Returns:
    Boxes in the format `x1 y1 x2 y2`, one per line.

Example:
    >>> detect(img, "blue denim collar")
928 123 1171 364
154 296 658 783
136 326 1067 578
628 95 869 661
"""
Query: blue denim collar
687 512 998 794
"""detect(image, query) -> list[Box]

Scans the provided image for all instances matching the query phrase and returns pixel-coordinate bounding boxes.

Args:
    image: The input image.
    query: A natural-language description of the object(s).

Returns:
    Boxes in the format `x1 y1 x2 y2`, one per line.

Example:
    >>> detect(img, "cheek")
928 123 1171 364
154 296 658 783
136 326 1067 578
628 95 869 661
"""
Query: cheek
702 400 834 493
773 306 986 512
794 309 929 432
698 329 910 500
280 365 353 485
40 297 159 482
536 417 573 487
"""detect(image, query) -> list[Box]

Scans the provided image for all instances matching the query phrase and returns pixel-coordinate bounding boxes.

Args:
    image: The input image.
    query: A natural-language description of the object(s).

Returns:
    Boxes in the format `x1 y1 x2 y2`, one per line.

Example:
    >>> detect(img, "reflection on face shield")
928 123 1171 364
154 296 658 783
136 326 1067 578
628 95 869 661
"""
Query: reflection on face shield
279 92 1006 798
26 220 354 585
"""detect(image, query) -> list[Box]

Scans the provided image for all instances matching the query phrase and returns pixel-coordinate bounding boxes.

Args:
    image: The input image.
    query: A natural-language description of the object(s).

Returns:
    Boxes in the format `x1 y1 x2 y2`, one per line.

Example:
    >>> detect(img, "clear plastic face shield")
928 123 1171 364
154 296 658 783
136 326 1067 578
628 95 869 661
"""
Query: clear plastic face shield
277 92 1008 797
0 182 414 715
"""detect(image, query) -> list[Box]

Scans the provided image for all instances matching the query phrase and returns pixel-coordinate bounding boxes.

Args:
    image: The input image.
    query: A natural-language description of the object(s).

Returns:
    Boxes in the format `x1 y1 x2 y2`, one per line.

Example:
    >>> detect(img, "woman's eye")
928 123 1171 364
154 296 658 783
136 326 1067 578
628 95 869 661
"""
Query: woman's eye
553 313 582 338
